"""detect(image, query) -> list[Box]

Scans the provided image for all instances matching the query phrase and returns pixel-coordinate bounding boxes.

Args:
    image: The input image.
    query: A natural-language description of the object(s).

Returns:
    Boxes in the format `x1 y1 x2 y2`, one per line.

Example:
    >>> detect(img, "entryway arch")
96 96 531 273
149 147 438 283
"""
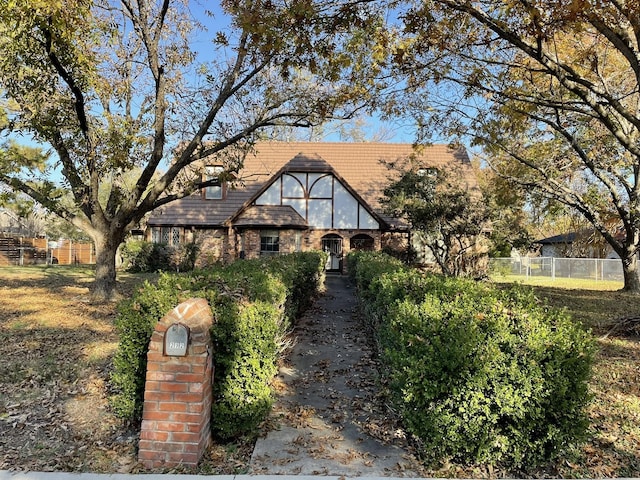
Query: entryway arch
321 234 343 272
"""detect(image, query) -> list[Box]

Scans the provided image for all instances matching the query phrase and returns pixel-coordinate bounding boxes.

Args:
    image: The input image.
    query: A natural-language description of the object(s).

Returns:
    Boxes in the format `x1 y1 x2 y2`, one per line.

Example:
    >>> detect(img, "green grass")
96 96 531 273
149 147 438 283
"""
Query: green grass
491 273 624 291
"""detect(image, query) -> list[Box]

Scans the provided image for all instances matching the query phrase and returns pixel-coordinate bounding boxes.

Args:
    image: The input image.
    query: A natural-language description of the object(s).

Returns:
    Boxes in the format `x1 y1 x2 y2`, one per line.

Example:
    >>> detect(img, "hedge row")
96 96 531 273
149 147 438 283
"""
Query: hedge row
348 251 596 469
110 252 326 438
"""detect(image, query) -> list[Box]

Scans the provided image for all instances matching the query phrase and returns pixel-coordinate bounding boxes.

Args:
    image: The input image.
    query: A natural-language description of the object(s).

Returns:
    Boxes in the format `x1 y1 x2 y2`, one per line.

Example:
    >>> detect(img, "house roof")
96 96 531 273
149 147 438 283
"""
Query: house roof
536 233 578 245
233 205 308 228
147 142 476 229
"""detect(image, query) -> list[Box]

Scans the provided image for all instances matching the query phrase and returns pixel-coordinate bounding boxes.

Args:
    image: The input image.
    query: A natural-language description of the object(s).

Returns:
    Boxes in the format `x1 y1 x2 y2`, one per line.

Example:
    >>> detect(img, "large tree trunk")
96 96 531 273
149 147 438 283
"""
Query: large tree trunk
620 249 640 293
92 231 124 301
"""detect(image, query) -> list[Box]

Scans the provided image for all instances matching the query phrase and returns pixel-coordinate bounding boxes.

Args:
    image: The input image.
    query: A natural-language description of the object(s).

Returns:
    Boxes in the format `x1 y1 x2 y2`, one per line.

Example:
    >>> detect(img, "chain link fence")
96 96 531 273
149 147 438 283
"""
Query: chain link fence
489 257 624 282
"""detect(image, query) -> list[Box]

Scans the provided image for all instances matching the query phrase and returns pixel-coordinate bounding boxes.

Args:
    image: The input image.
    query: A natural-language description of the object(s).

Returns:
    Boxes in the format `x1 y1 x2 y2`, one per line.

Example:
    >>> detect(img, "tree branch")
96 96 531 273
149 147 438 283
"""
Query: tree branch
43 19 90 138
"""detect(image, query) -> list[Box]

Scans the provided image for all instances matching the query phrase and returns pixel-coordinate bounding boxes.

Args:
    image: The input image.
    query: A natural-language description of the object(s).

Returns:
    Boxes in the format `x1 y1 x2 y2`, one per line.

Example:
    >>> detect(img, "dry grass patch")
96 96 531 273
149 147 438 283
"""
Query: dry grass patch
0 266 134 472
0 265 255 474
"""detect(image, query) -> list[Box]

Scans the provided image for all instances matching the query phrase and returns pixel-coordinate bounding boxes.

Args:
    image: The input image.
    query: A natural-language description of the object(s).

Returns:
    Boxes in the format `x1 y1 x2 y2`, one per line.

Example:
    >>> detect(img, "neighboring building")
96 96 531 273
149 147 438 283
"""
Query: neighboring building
536 232 579 258
536 229 620 259
145 142 478 272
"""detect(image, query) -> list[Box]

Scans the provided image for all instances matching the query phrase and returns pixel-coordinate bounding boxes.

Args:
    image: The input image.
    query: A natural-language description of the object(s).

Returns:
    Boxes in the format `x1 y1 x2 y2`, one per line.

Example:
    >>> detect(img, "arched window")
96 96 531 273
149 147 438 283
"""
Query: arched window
350 233 374 251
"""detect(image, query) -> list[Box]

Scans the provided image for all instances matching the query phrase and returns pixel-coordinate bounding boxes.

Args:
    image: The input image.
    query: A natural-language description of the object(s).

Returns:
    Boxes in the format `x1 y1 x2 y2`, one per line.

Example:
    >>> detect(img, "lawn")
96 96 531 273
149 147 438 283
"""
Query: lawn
0 266 638 476
492 273 624 292
0 266 250 474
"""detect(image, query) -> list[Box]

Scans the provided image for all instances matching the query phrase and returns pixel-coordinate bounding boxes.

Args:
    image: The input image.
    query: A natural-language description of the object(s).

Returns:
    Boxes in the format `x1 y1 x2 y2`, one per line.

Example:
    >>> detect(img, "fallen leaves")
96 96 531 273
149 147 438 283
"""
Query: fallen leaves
2 268 640 477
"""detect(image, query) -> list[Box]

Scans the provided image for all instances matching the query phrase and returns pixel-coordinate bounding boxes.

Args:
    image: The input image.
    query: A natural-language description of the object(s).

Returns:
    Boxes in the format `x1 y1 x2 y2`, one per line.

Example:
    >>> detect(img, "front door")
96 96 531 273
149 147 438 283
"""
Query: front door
322 236 343 272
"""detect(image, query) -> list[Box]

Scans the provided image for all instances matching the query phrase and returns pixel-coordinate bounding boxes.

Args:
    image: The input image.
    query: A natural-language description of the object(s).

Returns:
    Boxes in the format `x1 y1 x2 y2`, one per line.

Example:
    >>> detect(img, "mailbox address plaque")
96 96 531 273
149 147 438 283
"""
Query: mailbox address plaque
164 323 190 356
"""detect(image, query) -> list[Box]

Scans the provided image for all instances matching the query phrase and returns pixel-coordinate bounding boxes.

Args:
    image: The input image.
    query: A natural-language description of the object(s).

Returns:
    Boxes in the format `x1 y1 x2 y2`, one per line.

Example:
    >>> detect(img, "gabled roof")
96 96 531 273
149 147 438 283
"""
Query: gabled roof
147 141 475 229
228 152 392 229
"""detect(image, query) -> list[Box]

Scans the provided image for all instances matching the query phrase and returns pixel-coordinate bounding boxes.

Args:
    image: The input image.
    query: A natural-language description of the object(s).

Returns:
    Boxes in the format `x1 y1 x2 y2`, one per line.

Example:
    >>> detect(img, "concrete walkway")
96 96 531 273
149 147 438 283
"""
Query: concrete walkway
249 274 424 477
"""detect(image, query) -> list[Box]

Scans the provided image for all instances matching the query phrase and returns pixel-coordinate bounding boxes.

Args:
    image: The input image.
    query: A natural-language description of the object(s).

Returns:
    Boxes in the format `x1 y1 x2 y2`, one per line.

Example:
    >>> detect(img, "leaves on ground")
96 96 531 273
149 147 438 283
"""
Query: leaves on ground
0 267 639 477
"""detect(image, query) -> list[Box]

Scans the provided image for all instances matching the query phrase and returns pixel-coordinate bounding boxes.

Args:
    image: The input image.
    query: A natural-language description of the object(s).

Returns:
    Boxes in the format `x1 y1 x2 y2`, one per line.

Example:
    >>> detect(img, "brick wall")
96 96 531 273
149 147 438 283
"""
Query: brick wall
189 227 404 269
138 298 214 469
194 229 226 268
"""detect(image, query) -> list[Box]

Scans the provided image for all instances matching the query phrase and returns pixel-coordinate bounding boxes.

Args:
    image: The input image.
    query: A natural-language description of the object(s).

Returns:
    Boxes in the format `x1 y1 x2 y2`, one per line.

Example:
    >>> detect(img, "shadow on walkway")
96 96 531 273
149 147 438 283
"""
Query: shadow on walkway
250 274 425 476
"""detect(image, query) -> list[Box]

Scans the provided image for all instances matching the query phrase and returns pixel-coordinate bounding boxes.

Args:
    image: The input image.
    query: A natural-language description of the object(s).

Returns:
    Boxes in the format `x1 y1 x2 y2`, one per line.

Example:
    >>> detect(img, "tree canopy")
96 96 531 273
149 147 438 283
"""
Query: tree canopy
384 0 640 291
0 0 385 299
382 166 489 276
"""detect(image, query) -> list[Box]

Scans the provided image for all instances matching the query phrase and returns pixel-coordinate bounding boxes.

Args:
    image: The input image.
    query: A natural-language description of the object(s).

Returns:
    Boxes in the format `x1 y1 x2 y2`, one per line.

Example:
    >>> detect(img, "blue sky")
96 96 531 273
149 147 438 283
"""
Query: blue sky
186 0 420 144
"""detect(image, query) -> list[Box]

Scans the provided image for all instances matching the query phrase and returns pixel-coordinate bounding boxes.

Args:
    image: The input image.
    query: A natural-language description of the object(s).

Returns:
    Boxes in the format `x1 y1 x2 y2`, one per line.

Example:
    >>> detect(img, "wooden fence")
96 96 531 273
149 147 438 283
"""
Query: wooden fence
0 236 95 266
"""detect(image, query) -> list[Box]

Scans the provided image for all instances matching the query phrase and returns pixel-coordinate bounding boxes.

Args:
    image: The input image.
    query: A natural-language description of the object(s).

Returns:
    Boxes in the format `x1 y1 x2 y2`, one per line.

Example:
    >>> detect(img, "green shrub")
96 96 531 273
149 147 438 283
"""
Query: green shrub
110 252 326 437
173 242 201 272
347 251 403 299
110 273 194 420
210 300 281 438
120 240 173 272
120 240 200 273
350 254 596 469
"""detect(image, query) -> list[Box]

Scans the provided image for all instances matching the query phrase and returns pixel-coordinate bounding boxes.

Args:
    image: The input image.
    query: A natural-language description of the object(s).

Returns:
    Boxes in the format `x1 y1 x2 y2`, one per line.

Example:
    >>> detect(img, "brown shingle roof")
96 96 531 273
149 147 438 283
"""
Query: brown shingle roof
234 205 308 228
147 142 475 228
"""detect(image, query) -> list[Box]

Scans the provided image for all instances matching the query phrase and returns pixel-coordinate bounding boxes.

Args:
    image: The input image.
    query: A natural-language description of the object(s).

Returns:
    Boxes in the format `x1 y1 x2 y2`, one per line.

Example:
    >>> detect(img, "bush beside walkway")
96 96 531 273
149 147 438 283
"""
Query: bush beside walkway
110 252 326 439
349 251 596 471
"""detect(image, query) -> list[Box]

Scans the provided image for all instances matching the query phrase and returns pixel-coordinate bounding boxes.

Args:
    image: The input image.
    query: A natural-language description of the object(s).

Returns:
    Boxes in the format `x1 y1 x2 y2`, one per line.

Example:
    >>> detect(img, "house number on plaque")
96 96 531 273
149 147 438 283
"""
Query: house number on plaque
164 323 190 356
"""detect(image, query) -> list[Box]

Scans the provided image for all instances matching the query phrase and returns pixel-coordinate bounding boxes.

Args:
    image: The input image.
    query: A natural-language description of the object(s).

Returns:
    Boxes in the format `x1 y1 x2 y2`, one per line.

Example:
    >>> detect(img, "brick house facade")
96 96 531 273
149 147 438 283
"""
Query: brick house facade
146 142 477 272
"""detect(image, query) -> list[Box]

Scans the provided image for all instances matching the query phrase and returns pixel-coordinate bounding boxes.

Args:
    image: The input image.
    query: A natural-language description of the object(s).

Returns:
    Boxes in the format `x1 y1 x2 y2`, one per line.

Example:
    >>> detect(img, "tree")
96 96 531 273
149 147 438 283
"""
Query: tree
0 0 383 299
385 0 640 292
381 166 489 277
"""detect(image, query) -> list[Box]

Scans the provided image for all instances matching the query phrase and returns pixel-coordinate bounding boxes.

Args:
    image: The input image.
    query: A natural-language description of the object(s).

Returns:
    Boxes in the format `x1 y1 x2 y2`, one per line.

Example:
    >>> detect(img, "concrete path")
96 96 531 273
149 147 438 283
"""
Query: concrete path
249 274 424 477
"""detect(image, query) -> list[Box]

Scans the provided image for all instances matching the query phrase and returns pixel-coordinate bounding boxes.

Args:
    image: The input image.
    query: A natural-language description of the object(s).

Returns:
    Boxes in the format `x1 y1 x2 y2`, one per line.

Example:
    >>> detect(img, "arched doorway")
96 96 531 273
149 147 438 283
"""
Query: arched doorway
350 233 375 251
321 234 343 272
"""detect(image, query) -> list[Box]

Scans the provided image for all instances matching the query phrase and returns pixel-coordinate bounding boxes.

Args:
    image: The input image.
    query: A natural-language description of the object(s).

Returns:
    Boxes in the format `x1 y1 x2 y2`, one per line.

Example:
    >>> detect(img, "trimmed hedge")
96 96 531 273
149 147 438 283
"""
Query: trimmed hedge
348 251 596 469
111 252 326 438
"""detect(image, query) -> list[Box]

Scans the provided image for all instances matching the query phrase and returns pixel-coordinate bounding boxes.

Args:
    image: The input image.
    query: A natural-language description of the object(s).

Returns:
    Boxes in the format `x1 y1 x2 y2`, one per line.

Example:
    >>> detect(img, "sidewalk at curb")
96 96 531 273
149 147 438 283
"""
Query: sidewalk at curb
1 473 454 480
3 473 637 480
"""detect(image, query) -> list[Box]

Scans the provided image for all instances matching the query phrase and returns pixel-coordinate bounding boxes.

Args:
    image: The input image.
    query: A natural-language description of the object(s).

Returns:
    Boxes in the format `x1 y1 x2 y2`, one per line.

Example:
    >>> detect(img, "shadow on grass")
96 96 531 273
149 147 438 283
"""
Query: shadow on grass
522 285 640 333
0 265 157 298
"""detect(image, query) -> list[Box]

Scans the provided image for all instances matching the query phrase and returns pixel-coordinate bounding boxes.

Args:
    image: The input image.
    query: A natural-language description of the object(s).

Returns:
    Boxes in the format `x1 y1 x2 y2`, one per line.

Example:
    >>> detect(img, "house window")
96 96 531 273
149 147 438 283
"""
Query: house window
260 230 280 255
151 227 181 246
204 165 224 200
417 167 438 178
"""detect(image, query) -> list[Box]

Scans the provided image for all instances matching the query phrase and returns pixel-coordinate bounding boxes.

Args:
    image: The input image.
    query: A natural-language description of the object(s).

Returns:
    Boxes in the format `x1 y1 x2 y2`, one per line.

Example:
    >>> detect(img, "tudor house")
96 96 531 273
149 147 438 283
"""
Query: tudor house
145 142 477 272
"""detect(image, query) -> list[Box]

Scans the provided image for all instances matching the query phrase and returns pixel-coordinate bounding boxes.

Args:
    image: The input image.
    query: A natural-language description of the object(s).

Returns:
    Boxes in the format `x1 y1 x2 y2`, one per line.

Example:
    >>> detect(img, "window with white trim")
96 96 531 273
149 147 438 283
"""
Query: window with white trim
204 165 224 199
260 230 280 255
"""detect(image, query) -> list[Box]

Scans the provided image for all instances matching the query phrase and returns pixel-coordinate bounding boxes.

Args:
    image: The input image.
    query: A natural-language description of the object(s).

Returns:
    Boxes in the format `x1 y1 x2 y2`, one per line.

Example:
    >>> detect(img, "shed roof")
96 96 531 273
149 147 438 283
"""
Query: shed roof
535 233 578 245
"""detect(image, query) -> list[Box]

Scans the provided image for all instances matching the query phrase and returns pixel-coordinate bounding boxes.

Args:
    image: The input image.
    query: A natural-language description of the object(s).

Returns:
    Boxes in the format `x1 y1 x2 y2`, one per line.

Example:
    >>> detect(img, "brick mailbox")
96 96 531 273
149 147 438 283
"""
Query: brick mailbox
138 298 214 469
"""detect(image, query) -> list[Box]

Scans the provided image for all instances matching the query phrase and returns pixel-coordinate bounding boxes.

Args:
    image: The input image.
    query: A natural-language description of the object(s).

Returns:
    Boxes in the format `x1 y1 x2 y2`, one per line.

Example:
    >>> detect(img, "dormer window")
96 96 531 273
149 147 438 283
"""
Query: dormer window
204 165 224 200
